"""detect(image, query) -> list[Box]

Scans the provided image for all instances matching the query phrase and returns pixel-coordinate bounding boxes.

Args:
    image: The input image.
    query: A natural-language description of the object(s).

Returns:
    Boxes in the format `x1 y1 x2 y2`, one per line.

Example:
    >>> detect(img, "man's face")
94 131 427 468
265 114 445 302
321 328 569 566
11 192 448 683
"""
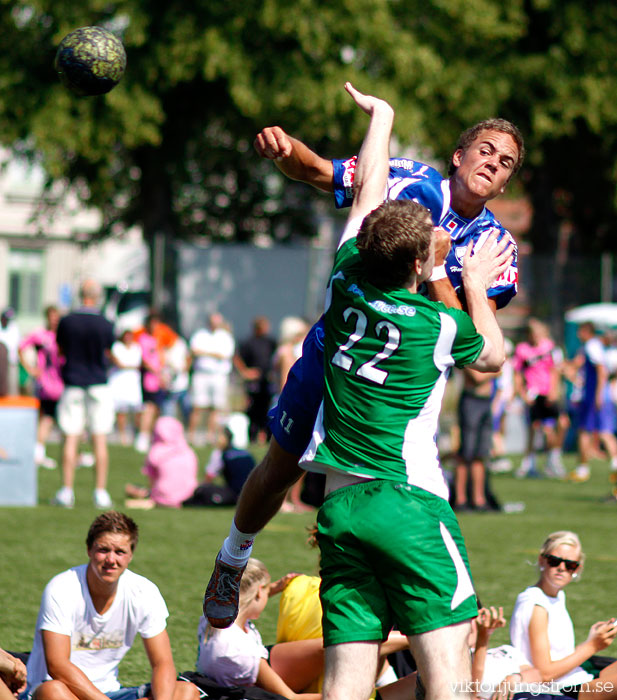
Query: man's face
452 130 518 202
87 532 133 586
255 319 270 336
209 313 223 329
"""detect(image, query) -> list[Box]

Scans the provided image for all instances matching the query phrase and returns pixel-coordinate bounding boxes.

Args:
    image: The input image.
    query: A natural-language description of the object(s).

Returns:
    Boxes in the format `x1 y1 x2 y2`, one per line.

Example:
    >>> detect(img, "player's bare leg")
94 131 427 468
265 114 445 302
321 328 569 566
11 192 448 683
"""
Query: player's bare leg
235 437 304 532
407 620 473 700
203 436 304 627
322 642 379 700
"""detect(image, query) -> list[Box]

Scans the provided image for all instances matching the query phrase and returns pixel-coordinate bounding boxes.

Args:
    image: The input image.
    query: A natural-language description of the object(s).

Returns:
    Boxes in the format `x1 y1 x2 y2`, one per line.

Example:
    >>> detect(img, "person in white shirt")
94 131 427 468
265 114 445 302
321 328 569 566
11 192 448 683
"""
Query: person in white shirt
510 530 617 699
160 336 191 423
196 558 321 699
0 307 20 394
24 511 199 700
188 313 235 445
109 330 143 446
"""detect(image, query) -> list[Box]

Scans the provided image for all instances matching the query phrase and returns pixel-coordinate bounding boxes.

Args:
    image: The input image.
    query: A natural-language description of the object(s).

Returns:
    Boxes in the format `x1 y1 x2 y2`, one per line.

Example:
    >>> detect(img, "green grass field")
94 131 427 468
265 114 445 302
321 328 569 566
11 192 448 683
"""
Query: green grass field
1 443 616 686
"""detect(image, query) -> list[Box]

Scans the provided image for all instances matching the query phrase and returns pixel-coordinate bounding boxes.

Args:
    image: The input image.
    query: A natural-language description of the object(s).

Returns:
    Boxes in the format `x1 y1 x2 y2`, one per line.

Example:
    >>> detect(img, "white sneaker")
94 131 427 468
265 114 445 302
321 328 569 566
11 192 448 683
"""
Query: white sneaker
78 452 95 468
134 433 150 453
515 455 537 478
52 487 75 508
489 457 513 474
94 489 112 509
546 451 566 479
37 456 57 470
569 464 591 483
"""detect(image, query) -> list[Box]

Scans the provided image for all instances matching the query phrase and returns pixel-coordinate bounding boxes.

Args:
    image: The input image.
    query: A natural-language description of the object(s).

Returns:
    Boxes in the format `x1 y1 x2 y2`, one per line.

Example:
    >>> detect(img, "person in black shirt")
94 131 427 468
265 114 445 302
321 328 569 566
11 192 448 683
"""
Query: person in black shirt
233 316 276 444
54 279 115 508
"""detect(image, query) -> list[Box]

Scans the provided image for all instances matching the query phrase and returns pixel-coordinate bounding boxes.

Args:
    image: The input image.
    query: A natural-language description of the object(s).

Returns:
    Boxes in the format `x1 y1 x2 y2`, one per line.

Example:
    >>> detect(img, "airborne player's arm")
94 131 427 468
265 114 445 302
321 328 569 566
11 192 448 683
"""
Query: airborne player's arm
254 83 395 213
427 227 501 315
254 127 334 192
425 226 462 310
345 84 394 223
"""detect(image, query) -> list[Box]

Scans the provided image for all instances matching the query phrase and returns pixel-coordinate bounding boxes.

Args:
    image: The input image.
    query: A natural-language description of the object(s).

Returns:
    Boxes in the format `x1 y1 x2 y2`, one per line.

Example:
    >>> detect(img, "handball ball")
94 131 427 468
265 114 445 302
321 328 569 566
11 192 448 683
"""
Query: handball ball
54 26 126 96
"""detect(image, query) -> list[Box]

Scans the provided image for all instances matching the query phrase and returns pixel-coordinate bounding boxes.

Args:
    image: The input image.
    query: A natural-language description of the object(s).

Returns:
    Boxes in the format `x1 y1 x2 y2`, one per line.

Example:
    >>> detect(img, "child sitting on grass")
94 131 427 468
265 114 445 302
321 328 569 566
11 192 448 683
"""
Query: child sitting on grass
196 558 322 700
125 415 198 508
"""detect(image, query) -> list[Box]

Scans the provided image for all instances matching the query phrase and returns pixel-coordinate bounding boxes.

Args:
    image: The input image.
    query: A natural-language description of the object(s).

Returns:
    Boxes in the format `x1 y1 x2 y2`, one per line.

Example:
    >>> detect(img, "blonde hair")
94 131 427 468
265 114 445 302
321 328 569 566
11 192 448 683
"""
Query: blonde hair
279 316 308 345
540 530 585 566
239 558 270 612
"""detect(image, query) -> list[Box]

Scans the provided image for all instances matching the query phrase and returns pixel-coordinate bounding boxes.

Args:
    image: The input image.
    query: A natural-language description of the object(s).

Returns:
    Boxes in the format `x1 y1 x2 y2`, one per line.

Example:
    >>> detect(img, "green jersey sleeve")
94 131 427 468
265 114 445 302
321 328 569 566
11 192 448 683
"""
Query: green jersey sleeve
445 307 485 368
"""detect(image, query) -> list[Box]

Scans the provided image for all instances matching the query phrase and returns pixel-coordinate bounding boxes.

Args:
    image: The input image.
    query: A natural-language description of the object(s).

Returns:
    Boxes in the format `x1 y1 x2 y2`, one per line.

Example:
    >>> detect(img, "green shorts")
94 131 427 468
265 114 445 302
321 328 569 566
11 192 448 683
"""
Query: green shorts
317 479 478 646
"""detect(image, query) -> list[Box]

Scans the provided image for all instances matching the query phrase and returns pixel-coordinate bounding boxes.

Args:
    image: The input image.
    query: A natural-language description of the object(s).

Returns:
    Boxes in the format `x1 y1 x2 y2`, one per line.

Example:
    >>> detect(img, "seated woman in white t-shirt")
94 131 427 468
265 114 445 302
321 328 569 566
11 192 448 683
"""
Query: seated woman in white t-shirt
196 558 322 700
510 530 617 699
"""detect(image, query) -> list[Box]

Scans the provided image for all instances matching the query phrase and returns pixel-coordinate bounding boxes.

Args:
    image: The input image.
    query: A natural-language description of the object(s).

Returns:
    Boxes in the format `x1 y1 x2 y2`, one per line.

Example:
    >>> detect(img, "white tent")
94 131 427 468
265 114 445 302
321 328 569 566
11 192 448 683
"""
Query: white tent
564 303 617 328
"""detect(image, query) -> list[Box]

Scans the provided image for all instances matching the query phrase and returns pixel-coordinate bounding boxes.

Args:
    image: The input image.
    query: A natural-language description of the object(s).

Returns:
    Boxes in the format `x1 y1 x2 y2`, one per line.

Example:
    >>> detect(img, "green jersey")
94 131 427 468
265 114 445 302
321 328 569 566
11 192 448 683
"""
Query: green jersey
301 217 484 499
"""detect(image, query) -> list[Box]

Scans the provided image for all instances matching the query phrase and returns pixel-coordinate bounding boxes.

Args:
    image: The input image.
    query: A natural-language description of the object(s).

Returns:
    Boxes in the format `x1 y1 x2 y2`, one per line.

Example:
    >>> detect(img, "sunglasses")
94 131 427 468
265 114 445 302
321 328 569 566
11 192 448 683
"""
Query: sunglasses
544 554 580 572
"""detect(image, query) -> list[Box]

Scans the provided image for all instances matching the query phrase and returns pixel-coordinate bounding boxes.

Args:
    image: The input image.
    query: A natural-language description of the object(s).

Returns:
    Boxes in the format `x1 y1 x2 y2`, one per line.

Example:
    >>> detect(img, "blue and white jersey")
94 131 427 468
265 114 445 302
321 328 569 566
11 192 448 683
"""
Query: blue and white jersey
333 156 518 309
581 337 609 405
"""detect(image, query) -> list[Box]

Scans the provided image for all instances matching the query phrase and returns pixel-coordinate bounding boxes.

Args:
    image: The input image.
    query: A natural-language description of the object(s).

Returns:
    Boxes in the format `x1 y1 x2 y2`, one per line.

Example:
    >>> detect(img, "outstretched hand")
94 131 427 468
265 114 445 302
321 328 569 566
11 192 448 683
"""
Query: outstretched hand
462 231 513 292
268 572 300 596
476 606 506 634
344 82 393 119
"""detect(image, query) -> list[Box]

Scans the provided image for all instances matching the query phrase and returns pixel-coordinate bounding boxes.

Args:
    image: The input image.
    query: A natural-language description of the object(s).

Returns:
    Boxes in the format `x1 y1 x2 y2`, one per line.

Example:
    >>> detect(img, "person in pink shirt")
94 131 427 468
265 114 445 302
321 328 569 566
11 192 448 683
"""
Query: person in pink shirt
513 318 568 478
134 319 166 453
18 305 64 469
125 416 198 508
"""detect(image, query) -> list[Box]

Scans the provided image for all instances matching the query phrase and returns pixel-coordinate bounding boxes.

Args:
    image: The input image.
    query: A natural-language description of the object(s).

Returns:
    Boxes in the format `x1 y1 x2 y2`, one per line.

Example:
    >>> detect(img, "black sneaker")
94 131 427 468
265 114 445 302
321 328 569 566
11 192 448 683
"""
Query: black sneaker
203 553 246 628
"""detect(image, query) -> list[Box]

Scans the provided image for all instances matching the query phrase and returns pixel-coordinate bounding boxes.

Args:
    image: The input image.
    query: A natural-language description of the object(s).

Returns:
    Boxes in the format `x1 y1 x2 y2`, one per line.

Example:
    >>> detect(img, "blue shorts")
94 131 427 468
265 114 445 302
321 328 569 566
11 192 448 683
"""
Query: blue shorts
578 398 616 433
23 684 150 700
106 685 151 700
268 318 325 457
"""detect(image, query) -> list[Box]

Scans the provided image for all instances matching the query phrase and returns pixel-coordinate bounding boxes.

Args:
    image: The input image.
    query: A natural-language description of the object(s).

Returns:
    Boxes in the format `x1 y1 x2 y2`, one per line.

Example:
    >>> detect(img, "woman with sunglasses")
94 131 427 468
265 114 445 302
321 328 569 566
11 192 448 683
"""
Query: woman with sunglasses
510 530 617 699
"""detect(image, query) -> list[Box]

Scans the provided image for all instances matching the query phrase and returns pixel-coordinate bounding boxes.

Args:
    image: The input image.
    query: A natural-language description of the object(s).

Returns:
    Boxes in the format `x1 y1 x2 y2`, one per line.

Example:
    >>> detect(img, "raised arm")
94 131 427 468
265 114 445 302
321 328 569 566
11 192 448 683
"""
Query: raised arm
343 82 393 222
254 126 334 193
471 607 506 685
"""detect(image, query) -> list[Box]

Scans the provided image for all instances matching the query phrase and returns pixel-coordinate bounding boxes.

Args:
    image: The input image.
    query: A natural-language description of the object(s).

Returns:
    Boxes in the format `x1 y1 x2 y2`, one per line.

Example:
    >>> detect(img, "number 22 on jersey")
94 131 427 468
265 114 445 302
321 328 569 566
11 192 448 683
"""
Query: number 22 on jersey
331 307 401 386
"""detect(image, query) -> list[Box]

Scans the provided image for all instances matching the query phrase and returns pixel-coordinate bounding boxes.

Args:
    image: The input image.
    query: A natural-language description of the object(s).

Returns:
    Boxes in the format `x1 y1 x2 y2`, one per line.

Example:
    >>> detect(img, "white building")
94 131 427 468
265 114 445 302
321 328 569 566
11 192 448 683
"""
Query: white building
0 154 147 334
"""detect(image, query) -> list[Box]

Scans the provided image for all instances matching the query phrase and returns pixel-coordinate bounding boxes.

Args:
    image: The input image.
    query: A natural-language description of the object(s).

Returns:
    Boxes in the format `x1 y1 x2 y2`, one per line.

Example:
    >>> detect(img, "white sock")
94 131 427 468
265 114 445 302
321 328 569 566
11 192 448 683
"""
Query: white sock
34 442 45 462
220 521 258 568
375 665 398 687
611 459 617 471
58 486 74 498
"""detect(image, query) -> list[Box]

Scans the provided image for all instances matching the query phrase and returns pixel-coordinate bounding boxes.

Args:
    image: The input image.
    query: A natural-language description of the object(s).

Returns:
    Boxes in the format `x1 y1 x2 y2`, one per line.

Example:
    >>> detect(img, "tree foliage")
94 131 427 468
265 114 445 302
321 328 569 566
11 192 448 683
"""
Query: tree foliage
1 0 617 261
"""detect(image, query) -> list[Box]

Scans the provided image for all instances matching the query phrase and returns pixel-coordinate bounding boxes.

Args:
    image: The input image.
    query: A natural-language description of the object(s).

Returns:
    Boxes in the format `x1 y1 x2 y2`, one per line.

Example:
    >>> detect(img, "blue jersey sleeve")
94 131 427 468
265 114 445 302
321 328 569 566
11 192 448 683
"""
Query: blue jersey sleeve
332 156 444 216
481 223 518 310
332 157 518 309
